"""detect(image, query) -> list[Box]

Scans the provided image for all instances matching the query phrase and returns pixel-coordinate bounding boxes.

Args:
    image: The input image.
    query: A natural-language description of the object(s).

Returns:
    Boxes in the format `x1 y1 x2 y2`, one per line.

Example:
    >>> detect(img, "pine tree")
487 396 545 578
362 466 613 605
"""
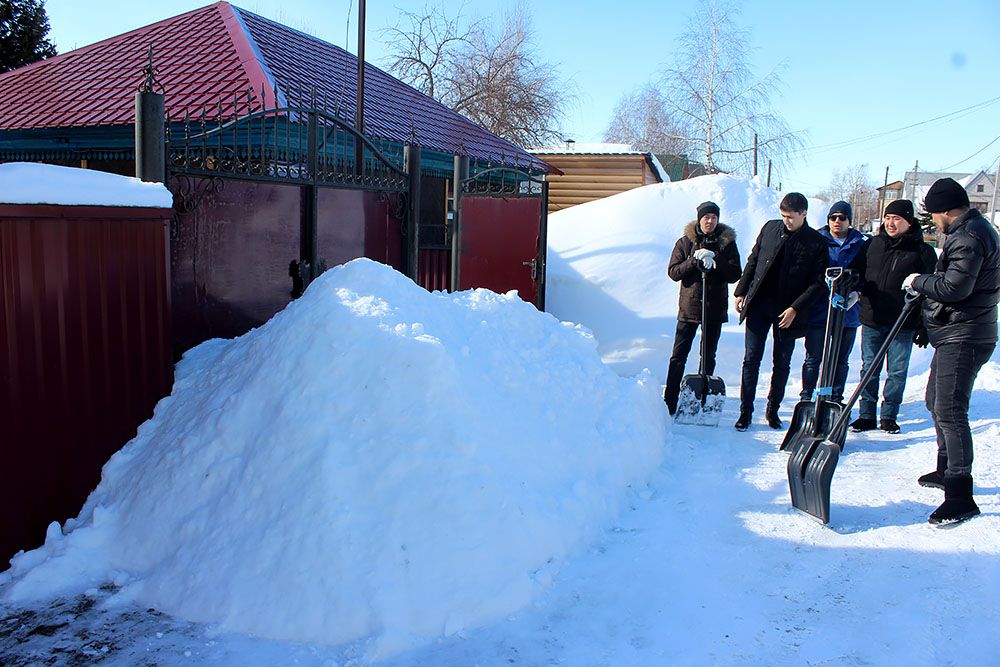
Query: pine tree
0 0 58 74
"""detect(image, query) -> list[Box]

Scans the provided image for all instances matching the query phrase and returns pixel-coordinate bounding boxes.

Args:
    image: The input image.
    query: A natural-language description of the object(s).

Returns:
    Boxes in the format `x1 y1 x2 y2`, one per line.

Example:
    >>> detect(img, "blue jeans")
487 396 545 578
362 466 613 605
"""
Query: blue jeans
800 325 858 403
858 325 915 421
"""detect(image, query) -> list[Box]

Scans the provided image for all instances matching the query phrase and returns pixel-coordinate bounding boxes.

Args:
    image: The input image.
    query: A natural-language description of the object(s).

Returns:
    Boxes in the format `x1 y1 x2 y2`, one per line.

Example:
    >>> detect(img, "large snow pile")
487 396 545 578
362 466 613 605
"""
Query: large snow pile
1 259 667 657
546 174 830 377
0 162 173 207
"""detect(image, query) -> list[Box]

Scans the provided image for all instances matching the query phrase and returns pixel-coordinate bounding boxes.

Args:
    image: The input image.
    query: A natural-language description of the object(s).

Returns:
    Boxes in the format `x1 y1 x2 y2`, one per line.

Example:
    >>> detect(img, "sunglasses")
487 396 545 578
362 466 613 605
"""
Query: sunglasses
829 214 848 221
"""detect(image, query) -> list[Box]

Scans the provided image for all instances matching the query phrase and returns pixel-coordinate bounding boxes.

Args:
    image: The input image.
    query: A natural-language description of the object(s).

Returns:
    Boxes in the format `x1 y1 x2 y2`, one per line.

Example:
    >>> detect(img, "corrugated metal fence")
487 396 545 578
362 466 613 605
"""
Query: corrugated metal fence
1 203 173 563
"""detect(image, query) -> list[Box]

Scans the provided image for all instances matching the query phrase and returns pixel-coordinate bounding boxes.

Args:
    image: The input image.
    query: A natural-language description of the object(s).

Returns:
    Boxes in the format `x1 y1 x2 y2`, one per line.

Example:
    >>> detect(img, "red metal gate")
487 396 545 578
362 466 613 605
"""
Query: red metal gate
457 165 548 309
459 195 542 305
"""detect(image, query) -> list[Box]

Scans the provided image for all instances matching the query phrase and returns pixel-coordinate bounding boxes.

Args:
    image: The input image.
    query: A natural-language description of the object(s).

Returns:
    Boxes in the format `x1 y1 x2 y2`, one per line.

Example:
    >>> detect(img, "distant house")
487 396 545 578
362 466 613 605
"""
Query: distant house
900 170 996 215
876 179 905 217
654 153 711 182
530 143 668 213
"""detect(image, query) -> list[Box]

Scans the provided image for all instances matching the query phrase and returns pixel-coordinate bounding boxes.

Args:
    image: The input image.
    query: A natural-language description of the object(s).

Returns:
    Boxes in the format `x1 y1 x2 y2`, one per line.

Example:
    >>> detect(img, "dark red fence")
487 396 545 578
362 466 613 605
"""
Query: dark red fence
0 204 173 563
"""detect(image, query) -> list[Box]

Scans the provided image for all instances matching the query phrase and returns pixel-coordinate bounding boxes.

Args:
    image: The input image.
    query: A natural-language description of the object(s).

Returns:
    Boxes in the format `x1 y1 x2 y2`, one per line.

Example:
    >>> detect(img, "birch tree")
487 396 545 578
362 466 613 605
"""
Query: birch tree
659 0 801 174
604 84 690 154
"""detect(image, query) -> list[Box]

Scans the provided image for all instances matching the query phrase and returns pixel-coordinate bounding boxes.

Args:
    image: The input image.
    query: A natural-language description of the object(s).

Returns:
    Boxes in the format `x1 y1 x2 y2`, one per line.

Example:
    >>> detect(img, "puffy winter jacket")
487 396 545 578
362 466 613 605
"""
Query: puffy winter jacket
667 221 742 323
734 218 829 338
850 221 938 329
806 226 868 328
911 208 1000 347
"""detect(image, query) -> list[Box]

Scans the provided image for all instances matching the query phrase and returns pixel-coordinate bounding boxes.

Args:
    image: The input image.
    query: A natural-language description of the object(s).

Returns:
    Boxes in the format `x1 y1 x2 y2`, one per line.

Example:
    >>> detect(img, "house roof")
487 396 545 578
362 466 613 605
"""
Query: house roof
0 2 550 171
531 143 669 182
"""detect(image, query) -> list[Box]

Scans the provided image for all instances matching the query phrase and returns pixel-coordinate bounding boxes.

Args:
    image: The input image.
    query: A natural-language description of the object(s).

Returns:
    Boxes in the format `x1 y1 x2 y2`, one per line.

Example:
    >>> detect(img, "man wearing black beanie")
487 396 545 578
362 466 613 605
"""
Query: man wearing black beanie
901 177 1000 525
664 201 742 414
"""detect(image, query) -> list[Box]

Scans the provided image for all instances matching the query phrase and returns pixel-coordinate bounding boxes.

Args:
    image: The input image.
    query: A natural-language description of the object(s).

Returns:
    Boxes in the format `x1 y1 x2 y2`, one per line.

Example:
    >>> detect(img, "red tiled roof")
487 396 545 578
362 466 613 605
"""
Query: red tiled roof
0 2 549 170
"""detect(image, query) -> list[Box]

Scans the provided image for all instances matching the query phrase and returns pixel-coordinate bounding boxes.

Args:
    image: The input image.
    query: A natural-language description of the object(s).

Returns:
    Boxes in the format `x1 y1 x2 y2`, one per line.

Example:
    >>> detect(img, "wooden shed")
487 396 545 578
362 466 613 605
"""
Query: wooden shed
530 145 668 213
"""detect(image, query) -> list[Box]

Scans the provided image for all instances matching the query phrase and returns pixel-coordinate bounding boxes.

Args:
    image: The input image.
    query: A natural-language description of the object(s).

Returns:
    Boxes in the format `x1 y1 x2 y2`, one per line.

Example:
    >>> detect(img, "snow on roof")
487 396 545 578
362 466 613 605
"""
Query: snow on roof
1 258 667 656
0 163 173 207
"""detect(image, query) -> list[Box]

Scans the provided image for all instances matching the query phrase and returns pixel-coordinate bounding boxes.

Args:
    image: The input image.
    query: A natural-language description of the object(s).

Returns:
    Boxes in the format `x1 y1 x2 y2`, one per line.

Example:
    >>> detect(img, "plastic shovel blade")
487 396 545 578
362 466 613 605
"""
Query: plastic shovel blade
787 433 821 514
800 440 842 524
673 374 726 426
780 400 844 451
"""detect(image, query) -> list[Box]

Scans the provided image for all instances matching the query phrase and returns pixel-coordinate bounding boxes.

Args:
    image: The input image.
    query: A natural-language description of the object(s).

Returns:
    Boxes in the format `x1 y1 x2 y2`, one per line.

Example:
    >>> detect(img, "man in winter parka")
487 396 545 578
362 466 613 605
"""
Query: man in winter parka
848 199 937 434
902 178 1000 525
664 201 742 415
733 192 829 431
799 200 867 404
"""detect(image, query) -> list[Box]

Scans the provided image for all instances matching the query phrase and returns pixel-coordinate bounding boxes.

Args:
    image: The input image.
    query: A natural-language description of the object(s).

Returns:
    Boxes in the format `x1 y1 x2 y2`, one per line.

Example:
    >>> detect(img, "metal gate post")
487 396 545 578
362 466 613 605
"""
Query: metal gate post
450 154 469 292
537 179 549 311
404 144 421 281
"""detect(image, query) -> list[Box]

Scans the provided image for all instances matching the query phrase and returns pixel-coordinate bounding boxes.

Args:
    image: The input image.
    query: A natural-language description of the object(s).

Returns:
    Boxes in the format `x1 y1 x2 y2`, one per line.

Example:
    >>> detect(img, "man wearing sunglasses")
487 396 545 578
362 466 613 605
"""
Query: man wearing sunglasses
799 201 867 405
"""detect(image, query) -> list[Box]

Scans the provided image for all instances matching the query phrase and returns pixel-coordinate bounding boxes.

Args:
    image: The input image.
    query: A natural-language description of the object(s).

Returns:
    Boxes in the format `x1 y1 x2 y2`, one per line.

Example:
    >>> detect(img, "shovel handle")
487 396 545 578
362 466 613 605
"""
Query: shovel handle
831 292 923 435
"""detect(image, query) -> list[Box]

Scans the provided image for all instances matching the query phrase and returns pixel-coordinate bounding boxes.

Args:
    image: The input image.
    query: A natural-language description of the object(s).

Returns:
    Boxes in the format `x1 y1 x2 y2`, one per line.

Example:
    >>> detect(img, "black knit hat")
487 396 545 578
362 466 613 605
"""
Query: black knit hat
884 199 916 224
923 178 970 213
827 200 853 222
696 201 720 220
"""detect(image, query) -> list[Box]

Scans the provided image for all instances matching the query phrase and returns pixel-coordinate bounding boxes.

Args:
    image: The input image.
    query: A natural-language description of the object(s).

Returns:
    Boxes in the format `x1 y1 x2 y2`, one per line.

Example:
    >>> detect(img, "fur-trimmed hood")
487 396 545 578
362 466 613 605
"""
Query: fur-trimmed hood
684 220 737 247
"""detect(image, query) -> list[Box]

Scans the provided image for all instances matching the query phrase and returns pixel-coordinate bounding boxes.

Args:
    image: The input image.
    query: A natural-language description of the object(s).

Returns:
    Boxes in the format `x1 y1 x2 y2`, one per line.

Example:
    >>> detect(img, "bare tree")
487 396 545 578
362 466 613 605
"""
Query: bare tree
603 84 689 154
821 164 880 228
658 0 802 175
381 3 570 148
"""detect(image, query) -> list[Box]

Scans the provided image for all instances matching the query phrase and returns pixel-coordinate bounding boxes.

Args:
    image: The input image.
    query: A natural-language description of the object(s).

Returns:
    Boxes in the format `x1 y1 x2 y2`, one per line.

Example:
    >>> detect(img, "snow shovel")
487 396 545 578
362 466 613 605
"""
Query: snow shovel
779 268 856 451
787 292 924 524
674 265 726 426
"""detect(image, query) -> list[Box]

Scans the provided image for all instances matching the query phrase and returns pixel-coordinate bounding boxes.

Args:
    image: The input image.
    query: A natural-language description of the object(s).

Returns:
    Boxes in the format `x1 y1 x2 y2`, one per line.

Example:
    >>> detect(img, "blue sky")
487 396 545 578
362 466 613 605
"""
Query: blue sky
44 0 1000 197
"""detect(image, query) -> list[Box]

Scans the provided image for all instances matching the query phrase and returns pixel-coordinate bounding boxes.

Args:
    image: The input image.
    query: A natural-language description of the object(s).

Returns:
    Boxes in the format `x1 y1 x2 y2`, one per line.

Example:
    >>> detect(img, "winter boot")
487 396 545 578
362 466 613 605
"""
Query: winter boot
735 411 752 431
880 418 901 434
765 406 783 430
928 476 981 526
850 417 877 432
917 454 948 490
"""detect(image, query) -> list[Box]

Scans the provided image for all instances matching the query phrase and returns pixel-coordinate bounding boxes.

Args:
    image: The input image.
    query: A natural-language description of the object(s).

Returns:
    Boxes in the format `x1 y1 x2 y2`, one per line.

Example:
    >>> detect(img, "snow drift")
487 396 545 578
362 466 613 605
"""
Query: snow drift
0 162 173 208
546 174 831 377
1 259 668 657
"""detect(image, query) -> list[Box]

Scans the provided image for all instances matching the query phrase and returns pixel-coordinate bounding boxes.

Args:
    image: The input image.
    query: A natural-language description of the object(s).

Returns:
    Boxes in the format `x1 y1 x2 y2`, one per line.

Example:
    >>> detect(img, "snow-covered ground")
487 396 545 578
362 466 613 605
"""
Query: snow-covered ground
2 175 999 666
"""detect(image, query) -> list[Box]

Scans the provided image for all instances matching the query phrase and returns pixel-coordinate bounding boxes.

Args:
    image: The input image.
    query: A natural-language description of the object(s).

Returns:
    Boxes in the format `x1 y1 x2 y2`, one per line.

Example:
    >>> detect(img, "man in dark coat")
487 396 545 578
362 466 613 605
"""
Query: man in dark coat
902 178 999 525
664 201 742 414
800 200 867 404
733 192 829 430
848 199 937 434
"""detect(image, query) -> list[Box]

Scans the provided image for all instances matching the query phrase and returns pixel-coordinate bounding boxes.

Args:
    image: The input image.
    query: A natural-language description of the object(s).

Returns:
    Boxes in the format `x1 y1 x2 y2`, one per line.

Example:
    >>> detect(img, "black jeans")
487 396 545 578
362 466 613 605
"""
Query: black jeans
740 301 796 415
664 319 723 412
925 340 995 477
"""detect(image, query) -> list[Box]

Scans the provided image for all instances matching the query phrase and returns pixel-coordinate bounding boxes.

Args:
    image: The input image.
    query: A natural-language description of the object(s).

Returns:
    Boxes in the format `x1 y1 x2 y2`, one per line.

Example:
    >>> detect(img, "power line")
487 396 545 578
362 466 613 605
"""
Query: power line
776 94 1000 160
934 135 1000 172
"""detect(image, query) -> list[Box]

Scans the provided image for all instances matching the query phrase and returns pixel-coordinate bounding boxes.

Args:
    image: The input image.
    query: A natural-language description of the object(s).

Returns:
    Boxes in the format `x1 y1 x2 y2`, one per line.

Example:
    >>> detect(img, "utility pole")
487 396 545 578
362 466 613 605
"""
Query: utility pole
878 165 889 218
766 160 772 188
753 133 758 177
990 159 1000 225
910 160 919 203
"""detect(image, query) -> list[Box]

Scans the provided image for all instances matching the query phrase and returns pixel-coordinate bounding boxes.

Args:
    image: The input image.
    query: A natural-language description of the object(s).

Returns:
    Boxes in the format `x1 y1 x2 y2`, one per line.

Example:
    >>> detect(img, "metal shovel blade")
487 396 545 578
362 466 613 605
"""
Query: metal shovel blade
779 400 844 451
673 374 726 426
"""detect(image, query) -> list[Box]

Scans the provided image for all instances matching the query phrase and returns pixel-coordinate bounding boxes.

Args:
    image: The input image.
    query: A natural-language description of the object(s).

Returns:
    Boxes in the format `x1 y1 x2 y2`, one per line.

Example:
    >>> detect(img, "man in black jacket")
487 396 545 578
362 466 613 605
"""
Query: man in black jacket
903 178 1000 525
848 199 937 434
733 193 829 430
664 201 743 414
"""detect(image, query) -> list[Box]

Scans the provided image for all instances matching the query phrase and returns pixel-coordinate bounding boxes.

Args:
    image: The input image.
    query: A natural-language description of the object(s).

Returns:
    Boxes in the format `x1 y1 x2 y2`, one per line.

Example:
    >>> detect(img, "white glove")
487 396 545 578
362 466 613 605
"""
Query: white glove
902 273 920 294
693 249 716 262
846 291 860 309
701 256 716 270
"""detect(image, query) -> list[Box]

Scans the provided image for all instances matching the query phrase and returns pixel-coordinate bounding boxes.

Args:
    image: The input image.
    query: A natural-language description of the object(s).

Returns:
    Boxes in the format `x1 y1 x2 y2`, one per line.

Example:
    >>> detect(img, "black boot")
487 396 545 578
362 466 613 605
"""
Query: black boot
735 411 751 431
765 405 783 430
850 417 877 432
929 475 980 526
879 418 900 434
917 454 948 490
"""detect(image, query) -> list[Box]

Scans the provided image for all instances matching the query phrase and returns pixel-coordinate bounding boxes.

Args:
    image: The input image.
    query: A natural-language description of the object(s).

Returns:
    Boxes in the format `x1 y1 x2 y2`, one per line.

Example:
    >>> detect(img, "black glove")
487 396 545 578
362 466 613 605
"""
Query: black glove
913 328 929 348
